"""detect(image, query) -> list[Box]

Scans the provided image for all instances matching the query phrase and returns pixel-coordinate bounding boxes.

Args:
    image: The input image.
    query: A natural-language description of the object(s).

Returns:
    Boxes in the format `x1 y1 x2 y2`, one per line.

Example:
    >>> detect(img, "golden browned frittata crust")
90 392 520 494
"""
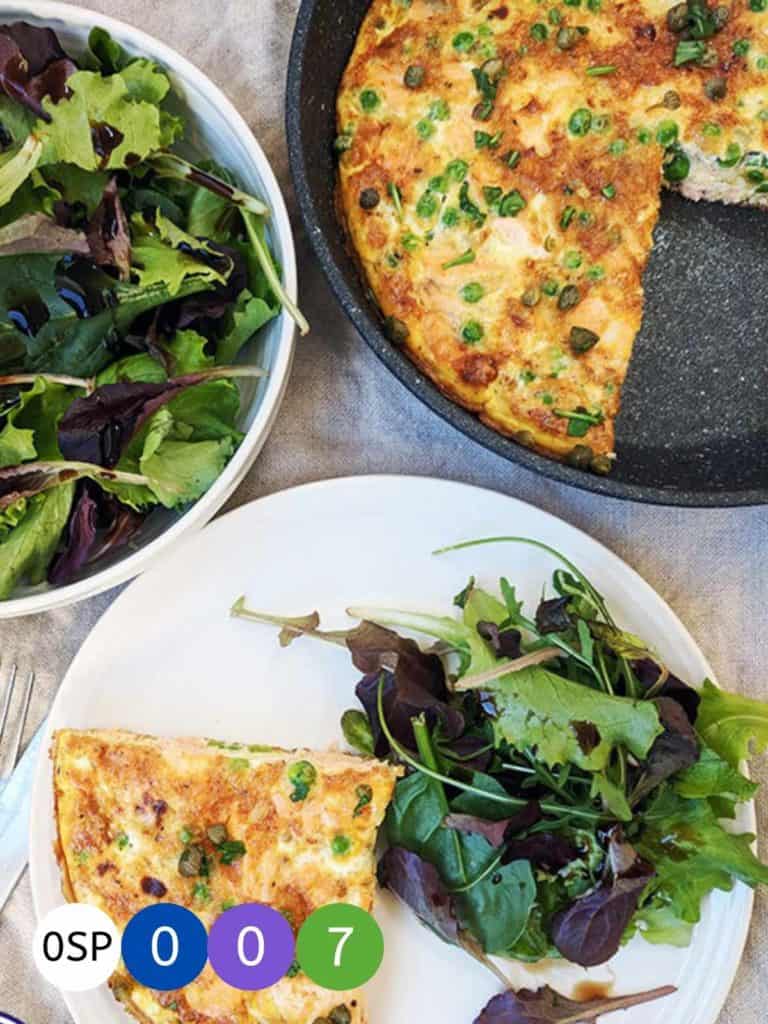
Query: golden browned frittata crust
53 730 401 1024
337 0 768 464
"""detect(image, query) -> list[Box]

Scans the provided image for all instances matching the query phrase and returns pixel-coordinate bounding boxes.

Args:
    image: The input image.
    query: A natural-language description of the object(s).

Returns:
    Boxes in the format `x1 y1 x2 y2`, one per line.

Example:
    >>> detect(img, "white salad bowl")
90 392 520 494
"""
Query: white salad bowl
0 1 297 618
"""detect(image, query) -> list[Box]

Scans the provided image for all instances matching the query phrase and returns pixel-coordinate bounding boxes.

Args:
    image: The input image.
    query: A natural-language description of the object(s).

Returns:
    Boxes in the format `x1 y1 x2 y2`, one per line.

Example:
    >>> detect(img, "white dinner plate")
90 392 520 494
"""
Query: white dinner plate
30 475 756 1024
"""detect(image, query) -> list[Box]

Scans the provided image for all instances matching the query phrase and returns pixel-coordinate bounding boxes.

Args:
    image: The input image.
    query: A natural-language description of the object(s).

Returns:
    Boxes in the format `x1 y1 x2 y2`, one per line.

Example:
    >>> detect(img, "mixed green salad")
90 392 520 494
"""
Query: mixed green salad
0 21 306 598
233 536 768 1024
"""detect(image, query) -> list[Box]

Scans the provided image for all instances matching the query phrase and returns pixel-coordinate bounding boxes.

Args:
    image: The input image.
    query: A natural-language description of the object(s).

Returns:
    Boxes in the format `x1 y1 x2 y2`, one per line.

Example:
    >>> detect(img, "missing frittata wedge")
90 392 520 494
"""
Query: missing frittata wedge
336 0 768 470
52 730 401 1024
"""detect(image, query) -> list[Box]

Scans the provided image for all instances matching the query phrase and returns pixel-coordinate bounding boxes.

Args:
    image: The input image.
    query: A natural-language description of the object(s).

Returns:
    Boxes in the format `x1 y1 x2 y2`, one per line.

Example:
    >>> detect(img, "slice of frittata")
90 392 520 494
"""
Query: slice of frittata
53 729 401 1024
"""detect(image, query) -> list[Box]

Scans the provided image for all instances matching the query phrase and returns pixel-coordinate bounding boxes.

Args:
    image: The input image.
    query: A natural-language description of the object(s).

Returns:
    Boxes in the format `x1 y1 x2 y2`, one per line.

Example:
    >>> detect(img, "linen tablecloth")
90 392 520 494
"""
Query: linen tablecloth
0 1 765 1020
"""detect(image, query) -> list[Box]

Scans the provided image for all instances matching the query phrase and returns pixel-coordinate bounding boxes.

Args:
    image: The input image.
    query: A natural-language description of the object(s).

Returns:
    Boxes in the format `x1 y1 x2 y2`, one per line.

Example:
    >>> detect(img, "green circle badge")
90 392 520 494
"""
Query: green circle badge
296 903 384 990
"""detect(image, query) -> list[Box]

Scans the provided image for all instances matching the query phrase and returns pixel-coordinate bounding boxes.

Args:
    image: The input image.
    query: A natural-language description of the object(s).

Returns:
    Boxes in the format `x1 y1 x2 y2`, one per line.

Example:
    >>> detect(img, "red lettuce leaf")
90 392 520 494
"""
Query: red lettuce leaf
86 178 131 281
377 846 459 946
0 22 75 121
57 369 239 468
444 802 542 848
47 478 143 585
477 621 523 658
535 597 572 634
631 657 701 723
551 830 654 966
631 696 699 804
350 621 463 758
473 984 676 1024
502 833 582 871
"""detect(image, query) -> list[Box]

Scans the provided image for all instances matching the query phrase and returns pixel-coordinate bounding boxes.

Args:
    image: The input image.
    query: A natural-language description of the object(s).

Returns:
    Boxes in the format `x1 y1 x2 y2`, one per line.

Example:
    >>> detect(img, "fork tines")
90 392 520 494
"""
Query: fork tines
0 664 35 784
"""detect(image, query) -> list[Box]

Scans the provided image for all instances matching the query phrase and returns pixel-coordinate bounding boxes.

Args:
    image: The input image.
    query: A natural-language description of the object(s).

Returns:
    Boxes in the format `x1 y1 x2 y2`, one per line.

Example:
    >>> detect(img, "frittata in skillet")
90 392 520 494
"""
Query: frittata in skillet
336 0 768 468
53 730 400 1024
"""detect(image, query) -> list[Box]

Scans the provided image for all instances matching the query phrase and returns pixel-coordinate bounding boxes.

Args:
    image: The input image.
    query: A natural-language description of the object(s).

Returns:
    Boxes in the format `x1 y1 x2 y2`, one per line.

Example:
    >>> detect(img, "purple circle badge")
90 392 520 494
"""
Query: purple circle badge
208 904 295 991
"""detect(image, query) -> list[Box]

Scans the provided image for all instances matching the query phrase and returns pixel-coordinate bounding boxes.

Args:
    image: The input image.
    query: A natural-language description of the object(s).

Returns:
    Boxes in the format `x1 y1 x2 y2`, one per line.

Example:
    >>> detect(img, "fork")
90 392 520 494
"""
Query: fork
0 664 45 913
0 665 35 792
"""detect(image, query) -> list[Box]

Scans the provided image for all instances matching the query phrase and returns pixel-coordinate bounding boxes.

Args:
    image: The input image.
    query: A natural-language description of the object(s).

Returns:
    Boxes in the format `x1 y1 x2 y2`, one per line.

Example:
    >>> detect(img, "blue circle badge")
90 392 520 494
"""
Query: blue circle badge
122 904 208 991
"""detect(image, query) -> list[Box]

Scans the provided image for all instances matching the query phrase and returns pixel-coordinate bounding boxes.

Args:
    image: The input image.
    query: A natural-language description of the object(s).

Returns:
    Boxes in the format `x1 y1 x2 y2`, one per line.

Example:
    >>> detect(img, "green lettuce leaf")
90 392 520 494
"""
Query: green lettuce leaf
696 679 768 767
131 212 229 294
0 376 76 466
216 291 278 365
0 484 73 597
42 164 109 217
486 664 662 771
636 788 768 935
167 330 213 373
675 744 757 804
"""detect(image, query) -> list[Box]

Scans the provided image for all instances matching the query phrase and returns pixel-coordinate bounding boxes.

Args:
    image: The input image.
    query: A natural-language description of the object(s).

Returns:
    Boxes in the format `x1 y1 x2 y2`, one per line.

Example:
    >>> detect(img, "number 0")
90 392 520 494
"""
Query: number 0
237 926 266 968
328 926 354 967
151 926 179 967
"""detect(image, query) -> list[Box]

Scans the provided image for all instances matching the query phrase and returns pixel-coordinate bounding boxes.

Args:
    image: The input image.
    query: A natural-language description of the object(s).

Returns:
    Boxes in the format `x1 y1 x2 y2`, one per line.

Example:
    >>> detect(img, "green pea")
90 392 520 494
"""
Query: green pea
417 119 435 140
656 120 679 146
499 190 526 216
461 282 485 303
360 89 380 113
601 183 616 198
288 760 317 802
568 108 592 136
563 250 582 269
530 22 549 40
331 835 352 857
462 321 485 343
446 158 469 181
453 31 475 51
416 192 439 218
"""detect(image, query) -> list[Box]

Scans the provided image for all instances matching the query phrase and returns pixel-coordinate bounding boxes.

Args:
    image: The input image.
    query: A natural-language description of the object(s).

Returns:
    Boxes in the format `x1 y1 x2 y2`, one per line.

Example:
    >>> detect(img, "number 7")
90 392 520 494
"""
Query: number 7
328 926 354 967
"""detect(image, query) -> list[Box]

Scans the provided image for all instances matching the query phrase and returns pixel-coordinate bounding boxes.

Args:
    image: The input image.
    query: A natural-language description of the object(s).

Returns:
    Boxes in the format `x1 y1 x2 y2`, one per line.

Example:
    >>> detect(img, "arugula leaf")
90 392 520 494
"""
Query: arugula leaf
696 679 768 767
485 665 662 771
0 483 73 596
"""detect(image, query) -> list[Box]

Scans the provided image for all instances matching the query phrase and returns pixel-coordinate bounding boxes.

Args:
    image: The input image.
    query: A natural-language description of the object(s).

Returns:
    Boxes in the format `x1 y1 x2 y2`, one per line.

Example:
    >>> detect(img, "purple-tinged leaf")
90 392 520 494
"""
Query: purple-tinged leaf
477 621 522 659
0 461 80 508
0 23 75 121
535 597 572 634
473 984 676 1024
572 721 600 755
631 697 699 805
47 479 143 585
378 847 459 946
87 178 131 281
350 621 463 758
0 213 89 256
502 833 581 871
551 831 654 966
58 366 262 468
444 802 541 847
631 658 701 723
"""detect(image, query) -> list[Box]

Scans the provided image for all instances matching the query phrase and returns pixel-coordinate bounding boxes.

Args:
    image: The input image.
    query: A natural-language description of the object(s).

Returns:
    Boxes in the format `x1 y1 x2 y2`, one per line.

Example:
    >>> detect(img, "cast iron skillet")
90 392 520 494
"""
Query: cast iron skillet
286 0 768 506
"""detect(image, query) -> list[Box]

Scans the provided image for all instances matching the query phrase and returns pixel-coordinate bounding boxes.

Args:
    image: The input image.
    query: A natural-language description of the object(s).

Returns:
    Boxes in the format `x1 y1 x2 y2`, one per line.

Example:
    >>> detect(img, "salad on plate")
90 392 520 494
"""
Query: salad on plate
233 536 768 1023
0 20 305 598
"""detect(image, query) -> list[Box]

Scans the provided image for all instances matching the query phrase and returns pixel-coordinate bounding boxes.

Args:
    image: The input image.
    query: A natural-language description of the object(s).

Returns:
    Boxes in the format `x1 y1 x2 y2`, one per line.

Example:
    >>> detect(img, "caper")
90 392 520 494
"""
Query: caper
384 316 409 345
569 325 600 352
404 64 426 89
556 27 581 50
566 444 594 469
329 1007 352 1024
359 188 381 210
207 823 228 845
515 430 535 448
178 844 205 878
704 75 727 101
699 44 719 67
558 284 581 311
663 90 681 110
666 2 689 32
712 4 730 30
521 287 541 307
590 454 613 475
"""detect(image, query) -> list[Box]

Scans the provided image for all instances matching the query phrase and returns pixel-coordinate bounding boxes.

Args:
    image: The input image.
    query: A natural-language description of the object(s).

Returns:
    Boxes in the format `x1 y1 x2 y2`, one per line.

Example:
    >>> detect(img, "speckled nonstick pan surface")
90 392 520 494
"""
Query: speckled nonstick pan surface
285 0 768 507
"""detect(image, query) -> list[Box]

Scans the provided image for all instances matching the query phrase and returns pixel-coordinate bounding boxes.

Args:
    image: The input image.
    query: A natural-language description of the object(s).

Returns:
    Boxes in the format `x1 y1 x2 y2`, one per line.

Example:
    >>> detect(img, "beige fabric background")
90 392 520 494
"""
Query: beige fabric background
0 0 765 1020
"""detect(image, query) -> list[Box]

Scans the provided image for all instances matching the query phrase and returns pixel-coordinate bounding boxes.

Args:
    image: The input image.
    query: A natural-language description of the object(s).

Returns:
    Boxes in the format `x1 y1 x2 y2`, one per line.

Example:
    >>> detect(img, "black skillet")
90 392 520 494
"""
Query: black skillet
285 0 768 507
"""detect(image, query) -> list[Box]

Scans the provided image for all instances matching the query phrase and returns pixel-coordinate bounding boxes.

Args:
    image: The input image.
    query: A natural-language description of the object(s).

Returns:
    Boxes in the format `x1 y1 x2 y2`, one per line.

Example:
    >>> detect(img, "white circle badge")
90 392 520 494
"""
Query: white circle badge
33 904 121 992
